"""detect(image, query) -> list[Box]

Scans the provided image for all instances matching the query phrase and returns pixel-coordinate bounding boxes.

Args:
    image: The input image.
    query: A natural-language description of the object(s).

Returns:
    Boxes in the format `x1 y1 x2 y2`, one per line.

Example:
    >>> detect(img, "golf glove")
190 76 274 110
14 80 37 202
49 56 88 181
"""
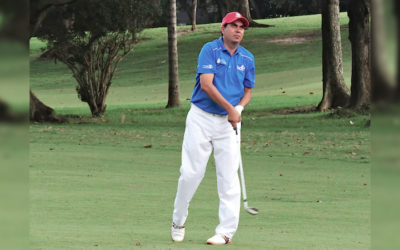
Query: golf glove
235 105 244 115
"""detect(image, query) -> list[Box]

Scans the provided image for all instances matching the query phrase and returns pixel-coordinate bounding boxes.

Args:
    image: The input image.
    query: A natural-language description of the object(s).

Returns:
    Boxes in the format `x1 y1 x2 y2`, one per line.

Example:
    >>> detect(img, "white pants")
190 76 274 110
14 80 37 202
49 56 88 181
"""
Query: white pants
172 104 241 239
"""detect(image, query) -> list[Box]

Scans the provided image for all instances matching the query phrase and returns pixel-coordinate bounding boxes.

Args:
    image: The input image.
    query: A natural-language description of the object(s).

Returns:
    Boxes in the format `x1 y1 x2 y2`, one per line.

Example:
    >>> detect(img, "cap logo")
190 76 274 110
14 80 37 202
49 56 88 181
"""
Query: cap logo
236 13 241 17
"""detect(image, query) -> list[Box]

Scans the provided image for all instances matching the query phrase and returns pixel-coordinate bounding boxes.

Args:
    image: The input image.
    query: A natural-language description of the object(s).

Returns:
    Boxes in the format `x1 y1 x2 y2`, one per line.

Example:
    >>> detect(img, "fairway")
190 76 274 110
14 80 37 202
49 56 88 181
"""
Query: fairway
30 14 370 249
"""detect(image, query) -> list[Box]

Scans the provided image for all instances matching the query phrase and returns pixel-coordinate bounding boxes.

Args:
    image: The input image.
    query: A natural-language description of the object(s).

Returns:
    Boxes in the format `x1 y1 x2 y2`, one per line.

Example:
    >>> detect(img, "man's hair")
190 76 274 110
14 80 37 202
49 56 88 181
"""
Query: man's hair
221 23 228 37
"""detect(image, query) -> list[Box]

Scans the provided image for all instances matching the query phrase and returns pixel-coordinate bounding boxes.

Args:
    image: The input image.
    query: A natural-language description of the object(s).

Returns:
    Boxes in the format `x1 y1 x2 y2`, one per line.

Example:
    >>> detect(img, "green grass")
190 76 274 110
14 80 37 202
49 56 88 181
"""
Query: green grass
29 13 370 249
29 108 370 249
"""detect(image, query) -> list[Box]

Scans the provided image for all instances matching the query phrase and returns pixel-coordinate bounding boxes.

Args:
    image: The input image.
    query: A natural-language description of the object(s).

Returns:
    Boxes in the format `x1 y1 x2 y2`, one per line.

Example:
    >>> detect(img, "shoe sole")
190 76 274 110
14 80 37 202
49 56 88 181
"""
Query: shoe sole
206 241 232 245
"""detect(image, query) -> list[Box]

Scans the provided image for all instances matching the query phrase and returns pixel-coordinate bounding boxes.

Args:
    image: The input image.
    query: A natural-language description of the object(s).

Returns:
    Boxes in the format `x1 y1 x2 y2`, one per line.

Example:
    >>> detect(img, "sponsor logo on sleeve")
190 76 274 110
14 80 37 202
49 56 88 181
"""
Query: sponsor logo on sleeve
202 64 213 69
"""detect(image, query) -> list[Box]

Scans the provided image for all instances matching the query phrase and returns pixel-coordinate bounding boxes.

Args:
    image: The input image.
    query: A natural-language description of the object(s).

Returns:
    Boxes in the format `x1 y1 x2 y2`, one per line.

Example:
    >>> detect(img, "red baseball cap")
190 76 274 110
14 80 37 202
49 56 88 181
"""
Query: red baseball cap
221 12 249 28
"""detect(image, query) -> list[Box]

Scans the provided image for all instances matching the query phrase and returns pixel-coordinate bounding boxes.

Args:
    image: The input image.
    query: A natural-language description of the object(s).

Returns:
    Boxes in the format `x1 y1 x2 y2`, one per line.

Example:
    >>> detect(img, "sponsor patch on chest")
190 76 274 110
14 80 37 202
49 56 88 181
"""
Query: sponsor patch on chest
216 58 227 65
237 65 245 71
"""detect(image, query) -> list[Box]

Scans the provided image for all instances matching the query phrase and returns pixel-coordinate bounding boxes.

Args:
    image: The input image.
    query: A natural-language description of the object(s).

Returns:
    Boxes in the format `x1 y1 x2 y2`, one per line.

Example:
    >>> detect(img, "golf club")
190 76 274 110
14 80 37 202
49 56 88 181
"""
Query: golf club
235 128 259 215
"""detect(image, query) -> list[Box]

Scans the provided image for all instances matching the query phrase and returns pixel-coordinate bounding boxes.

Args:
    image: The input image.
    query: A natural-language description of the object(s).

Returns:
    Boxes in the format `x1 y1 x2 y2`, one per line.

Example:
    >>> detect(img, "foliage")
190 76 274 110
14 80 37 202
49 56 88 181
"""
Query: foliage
35 0 161 116
261 0 349 17
36 0 160 40
250 0 321 18
0 0 28 43
152 0 169 27
50 32 133 116
30 13 352 110
174 0 350 25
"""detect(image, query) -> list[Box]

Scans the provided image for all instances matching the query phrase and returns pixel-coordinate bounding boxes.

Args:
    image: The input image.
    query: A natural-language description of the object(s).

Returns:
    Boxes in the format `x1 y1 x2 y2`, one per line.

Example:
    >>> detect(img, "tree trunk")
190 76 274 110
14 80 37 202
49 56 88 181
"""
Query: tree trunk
318 0 350 111
88 99 107 117
29 0 75 122
0 99 26 122
238 0 273 27
249 0 261 19
129 17 138 42
29 90 60 122
238 0 253 23
395 0 400 99
348 0 371 110
371 0 394 102
130 27 137 42
166 0 181 108
0 100 11 121
215 0 227 20
191 0 197 31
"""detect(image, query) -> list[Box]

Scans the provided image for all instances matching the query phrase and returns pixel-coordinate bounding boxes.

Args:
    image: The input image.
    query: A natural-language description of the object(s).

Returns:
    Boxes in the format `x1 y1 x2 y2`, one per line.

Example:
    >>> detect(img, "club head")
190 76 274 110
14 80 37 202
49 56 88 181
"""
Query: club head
245 207 259 215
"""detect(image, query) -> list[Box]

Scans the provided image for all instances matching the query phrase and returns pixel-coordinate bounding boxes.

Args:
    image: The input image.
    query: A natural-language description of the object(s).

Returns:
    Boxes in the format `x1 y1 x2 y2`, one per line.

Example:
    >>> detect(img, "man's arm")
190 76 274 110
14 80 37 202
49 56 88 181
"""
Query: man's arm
238 87 252 108
234 87 252 116
200 73 241 129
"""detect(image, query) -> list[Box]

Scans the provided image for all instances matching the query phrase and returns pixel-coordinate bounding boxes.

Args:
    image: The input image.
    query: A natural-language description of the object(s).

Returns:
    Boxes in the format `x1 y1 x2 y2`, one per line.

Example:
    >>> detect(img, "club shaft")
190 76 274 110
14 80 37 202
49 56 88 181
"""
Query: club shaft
237 133 248 203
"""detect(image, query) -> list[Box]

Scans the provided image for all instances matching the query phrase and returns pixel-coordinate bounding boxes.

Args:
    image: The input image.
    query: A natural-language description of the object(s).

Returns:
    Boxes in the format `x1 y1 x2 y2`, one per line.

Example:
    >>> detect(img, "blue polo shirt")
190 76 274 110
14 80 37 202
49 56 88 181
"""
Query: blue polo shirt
191 37 255 115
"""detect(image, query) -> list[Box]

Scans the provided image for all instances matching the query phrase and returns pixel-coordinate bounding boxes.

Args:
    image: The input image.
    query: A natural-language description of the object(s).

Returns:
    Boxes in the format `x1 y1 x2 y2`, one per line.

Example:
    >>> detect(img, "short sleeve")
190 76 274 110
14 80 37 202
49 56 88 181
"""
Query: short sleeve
197 44 217 74
244 59 255 88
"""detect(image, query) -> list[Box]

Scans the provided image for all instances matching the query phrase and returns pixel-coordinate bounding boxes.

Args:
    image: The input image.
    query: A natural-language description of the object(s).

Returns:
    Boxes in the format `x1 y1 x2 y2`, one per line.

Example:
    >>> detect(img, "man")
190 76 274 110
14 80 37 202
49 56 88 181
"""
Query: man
170 12 255 245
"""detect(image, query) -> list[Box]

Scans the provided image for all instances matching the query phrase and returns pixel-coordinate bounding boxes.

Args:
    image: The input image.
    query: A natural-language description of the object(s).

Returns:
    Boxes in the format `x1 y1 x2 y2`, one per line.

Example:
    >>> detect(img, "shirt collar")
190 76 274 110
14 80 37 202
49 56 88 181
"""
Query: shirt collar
218 37 241 55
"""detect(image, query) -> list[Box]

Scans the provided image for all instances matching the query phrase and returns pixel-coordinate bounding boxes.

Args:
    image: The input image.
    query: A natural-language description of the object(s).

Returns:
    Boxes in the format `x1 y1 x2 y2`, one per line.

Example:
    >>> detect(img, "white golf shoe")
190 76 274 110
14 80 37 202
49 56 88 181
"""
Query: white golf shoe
206 234 232 245
170 223 185 242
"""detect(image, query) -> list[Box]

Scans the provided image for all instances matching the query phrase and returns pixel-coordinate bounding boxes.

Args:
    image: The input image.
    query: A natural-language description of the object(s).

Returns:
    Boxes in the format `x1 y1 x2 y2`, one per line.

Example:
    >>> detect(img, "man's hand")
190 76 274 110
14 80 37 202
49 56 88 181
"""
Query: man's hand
199 74 250 130
228 107 241 129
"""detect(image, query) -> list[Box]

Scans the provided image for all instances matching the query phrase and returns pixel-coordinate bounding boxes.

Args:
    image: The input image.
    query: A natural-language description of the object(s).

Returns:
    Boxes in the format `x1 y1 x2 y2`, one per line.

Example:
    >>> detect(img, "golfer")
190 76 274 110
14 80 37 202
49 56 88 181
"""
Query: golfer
170 12 255 245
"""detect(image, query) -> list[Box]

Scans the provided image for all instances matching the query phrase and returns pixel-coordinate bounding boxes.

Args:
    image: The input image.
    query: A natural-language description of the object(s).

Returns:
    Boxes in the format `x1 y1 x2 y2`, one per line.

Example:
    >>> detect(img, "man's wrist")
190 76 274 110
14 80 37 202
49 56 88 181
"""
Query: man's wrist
235 105 244 115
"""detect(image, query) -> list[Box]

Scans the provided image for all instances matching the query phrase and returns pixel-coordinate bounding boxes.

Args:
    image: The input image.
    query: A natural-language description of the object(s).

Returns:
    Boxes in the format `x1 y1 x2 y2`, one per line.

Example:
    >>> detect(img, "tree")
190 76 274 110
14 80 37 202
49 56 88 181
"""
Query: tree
0 1 28 121
239 0 272 27
29 90 59 122
166 0 181 108
347 0 371 110
30 0 76 38
191 0 198 31
318 0 350 111
176 0 197 30
0 0 28 44
29 0 76 122
370 0 394 103
395 0 400 99
36 0 158 116
127 0 162 42
238 0 253 23
50 32 134 116
215 0 272 27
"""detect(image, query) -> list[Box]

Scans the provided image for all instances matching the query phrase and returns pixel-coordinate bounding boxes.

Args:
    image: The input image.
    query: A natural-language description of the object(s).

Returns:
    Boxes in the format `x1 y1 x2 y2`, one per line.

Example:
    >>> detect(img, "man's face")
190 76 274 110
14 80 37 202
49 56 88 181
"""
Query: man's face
221 20 245 44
